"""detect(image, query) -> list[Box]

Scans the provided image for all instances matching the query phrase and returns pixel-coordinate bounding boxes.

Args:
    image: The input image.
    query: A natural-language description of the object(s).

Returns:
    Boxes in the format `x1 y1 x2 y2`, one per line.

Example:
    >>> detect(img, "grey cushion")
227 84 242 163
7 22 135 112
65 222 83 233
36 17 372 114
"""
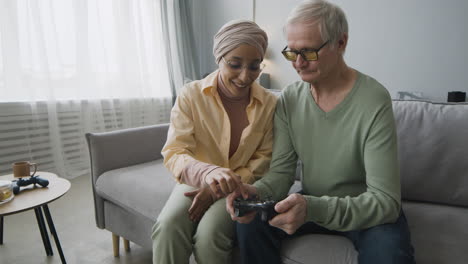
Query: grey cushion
86 124 169 180
393 100 468 207
289 180 302 194
402 201 468 264
95 160 176 220
282 234 358 264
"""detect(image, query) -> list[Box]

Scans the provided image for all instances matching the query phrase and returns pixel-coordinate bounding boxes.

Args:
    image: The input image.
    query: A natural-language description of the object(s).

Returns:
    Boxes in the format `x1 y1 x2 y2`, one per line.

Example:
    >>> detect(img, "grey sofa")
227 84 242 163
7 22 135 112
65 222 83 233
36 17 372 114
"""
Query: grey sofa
86 100 468 264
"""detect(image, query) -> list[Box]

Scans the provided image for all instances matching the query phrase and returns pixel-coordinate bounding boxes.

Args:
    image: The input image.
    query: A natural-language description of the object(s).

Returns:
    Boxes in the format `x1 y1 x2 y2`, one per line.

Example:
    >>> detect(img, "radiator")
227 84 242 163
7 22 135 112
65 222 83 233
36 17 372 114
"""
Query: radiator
0 97 172 178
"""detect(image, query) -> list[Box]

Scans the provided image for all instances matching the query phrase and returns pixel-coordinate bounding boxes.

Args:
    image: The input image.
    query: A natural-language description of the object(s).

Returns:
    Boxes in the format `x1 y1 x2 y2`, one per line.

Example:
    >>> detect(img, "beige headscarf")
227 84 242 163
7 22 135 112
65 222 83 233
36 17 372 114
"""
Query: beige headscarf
213 19 268 64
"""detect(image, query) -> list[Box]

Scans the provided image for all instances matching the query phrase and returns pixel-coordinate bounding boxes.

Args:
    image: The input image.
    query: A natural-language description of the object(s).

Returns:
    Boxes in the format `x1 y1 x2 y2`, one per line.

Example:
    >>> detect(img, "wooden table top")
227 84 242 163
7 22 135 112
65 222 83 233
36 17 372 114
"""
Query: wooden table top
0 172 71 216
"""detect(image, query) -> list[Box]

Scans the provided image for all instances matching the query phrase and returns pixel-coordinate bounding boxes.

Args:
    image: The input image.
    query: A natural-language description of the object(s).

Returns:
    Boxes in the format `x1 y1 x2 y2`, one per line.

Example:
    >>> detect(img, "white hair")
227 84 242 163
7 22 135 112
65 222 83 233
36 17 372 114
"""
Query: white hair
285 0 348 48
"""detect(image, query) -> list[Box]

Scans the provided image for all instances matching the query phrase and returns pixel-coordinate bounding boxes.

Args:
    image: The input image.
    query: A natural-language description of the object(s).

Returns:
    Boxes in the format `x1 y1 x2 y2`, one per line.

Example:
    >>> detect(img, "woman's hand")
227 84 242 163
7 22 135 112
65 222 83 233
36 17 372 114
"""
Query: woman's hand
184 186 216 222
204 167 245 197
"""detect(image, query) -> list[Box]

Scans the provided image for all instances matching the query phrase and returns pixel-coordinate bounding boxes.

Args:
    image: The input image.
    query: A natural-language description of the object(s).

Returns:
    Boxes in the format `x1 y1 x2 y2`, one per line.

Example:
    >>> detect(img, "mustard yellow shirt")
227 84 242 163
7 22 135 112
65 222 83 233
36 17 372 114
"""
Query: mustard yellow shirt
162 70 277 184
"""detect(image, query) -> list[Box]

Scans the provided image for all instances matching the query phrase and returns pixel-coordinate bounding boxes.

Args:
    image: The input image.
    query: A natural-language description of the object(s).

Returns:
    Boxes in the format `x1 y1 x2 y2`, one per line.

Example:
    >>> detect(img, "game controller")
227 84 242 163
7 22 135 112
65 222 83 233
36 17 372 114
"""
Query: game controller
12 175 49 195
234 197 278 222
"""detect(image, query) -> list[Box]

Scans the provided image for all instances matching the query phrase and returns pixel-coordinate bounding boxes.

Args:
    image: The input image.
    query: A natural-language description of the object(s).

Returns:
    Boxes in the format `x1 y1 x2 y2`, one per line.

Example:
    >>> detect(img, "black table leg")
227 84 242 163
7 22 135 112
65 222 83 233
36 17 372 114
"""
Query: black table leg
43 204 66 264
1 216 3 244
34 207 53 256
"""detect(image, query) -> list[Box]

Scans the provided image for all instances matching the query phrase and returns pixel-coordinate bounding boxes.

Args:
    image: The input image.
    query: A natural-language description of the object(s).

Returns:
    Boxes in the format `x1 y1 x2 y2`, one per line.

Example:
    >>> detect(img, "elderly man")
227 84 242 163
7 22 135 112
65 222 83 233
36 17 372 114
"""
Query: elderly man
226 1 415 263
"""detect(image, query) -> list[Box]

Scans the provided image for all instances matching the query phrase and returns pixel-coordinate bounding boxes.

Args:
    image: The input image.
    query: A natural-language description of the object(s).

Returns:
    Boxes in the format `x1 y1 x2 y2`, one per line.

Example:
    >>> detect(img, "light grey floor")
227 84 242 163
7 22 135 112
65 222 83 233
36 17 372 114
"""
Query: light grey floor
0 174 153 264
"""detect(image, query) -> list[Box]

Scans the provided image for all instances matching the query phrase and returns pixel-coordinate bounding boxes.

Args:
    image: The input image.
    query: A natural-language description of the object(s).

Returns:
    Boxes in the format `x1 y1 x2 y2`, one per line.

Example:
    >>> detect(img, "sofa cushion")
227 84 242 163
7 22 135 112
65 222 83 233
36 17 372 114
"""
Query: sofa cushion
402 201 468 264
95 160 176 220
393 100 468 207
281 234 358 264
87 124 169 178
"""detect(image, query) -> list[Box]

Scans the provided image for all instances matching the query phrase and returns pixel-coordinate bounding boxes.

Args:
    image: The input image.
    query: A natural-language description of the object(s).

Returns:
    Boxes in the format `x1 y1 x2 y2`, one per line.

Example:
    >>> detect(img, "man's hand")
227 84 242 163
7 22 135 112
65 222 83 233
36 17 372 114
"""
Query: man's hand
204 167 246 198
269 193 307 234
226 183 258 224
184 186 216 222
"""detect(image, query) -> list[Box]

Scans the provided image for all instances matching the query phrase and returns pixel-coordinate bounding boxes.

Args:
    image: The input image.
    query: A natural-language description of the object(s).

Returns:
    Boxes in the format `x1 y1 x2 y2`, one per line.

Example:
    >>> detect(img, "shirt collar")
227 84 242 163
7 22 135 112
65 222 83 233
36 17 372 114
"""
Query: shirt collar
201 70 266 105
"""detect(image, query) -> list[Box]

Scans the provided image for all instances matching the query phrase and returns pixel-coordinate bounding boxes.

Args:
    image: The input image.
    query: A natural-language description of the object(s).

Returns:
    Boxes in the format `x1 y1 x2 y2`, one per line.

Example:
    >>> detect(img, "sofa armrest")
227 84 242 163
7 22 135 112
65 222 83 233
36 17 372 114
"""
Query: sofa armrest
86 123 169 183
85 123 169 229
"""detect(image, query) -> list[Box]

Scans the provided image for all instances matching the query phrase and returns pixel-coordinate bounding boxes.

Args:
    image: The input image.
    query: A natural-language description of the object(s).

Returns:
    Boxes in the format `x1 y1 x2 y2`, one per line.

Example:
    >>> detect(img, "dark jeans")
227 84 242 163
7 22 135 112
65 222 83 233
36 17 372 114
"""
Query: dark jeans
236 211 415 264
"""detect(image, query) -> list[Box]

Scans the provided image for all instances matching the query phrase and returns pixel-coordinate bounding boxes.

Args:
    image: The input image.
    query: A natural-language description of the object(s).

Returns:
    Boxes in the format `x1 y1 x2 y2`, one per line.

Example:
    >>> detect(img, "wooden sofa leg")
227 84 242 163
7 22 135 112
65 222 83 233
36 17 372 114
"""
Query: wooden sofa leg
112 233 120 257
123 238 130 252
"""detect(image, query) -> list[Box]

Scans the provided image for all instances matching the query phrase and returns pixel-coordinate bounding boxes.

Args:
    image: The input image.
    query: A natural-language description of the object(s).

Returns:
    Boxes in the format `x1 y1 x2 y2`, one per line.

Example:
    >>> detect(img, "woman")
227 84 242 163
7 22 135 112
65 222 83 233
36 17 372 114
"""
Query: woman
152 20 277 264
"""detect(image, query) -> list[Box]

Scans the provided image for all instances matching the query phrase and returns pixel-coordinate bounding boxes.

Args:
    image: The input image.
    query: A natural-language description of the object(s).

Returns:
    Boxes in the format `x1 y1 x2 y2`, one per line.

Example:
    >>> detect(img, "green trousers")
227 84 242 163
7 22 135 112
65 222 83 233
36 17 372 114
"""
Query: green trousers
152 184 234 264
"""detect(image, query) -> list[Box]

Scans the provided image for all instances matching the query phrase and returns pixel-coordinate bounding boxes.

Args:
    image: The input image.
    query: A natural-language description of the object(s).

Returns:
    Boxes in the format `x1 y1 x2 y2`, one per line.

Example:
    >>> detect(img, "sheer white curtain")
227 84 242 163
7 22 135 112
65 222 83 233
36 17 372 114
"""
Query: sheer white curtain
160 0 200 96
0 0 173 178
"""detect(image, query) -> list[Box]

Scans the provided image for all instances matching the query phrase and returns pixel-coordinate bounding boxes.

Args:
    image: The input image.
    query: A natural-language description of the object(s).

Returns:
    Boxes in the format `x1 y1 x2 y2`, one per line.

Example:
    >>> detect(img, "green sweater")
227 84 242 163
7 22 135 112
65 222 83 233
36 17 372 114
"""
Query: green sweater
254 71 401 231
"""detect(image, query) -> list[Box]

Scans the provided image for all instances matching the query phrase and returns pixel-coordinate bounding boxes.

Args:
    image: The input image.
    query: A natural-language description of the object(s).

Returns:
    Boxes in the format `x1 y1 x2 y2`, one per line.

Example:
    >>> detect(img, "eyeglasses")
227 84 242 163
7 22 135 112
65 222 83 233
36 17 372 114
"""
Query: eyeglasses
281 40 329 61
222 57 265 73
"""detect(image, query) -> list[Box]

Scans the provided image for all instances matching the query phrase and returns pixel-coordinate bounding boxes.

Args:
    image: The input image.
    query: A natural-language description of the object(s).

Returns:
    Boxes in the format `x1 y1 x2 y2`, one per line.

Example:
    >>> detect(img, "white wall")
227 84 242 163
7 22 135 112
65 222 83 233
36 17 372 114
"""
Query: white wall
192 0 468 102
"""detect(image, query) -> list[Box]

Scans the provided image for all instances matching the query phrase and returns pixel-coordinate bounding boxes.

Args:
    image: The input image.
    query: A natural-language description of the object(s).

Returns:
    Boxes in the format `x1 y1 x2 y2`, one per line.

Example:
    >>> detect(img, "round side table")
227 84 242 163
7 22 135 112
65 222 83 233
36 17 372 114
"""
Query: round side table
0 171 70 264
